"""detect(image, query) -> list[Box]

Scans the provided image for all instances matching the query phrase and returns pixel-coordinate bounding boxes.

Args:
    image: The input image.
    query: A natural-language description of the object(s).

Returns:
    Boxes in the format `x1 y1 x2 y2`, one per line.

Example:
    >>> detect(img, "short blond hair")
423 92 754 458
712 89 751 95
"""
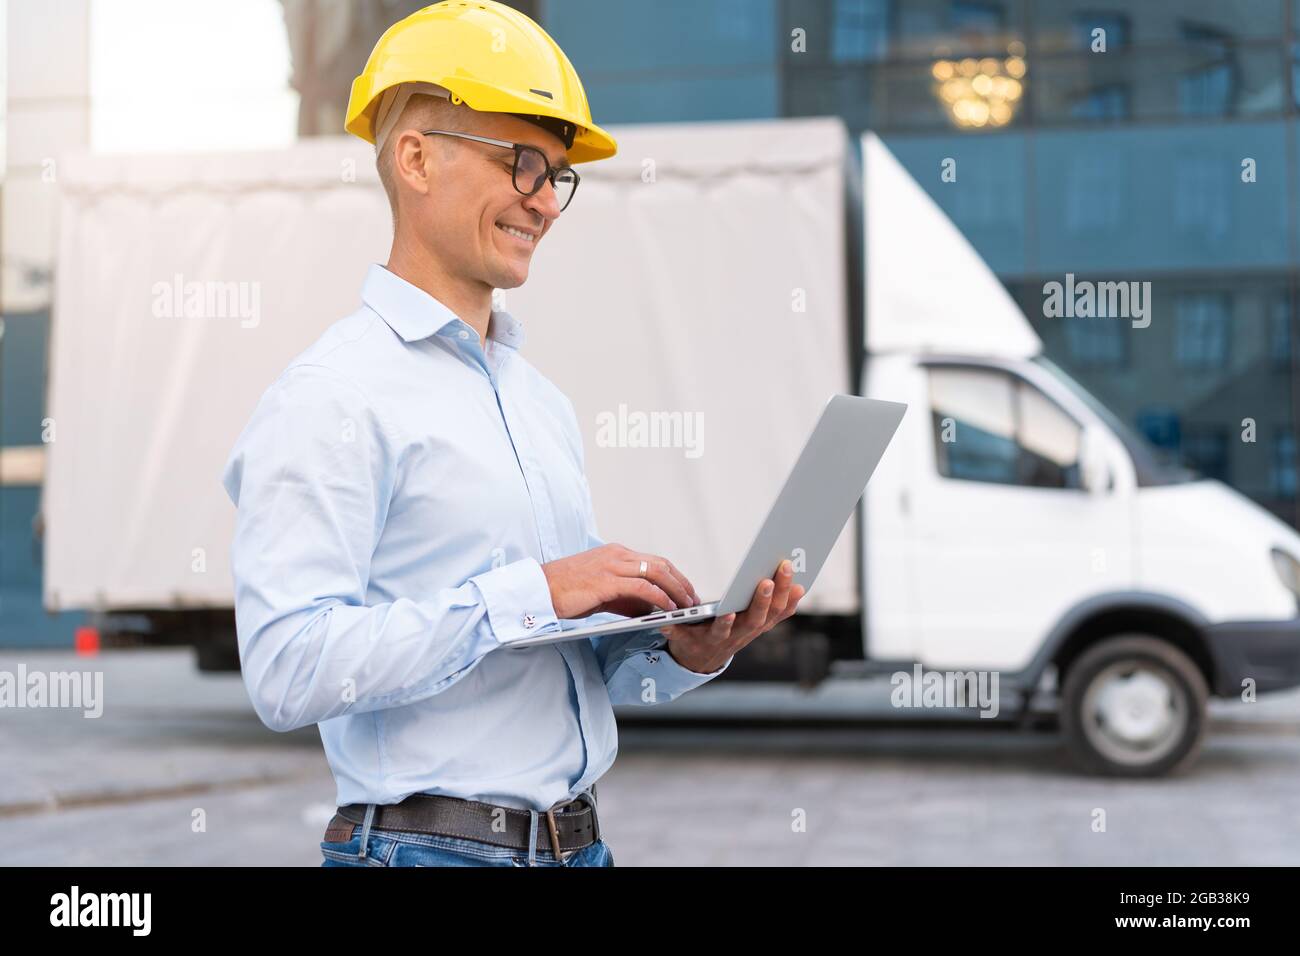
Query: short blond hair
376 93 477 227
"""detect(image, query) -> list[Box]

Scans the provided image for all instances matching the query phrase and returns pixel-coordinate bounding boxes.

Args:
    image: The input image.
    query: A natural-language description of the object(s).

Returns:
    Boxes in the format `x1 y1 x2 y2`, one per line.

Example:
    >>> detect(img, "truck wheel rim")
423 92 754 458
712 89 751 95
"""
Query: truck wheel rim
1081 662 1186 766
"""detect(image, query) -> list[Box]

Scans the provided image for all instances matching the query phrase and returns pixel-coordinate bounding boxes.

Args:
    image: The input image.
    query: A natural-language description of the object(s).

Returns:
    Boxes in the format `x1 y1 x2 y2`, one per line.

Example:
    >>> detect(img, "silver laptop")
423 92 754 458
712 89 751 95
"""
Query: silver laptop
507 395 907 648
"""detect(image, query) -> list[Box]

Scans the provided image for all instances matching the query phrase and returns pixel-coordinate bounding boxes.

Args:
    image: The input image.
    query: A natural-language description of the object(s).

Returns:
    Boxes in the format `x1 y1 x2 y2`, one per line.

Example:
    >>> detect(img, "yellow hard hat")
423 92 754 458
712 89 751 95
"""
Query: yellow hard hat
345 0 617 164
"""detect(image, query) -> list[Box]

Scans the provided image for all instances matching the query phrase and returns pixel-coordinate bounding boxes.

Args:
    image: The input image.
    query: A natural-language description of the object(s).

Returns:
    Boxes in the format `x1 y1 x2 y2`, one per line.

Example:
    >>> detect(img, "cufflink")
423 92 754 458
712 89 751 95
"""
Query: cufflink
522 613 537 630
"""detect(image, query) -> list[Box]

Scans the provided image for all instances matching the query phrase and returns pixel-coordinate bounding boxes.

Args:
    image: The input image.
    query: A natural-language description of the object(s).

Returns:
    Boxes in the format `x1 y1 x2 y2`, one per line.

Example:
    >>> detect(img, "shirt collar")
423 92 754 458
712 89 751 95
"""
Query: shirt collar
361 263 526 351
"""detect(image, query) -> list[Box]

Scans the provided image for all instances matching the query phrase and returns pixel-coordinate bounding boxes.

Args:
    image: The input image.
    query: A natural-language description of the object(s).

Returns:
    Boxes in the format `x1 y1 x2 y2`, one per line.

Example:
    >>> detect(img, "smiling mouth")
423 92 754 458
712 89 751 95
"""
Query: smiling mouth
496 223 537 243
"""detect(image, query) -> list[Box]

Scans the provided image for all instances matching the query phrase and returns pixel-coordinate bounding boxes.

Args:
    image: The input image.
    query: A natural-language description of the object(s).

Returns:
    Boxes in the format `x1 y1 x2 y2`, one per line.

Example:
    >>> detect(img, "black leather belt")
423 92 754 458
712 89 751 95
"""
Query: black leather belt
328 785 600 857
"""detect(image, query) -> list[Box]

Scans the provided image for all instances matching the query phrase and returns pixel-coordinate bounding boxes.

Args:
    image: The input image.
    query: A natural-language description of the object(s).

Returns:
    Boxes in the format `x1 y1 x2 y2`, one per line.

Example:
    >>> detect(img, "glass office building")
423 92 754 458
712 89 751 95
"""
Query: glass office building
540 0 1299 528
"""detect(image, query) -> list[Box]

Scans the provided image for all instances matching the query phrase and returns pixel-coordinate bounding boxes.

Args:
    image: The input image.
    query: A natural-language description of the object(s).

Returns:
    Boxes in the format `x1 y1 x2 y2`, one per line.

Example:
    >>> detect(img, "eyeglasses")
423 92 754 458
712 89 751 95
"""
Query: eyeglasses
420 129 580 211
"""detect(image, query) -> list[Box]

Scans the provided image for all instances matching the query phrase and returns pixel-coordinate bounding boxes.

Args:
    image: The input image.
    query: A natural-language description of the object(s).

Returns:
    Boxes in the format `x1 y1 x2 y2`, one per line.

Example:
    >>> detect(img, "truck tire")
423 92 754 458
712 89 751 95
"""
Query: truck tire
1059 635 1208 777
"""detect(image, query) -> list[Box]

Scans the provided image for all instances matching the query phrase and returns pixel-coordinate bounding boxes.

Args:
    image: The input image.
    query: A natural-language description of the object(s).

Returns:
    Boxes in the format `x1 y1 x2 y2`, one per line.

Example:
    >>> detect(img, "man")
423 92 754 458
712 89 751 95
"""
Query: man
220 0 802 868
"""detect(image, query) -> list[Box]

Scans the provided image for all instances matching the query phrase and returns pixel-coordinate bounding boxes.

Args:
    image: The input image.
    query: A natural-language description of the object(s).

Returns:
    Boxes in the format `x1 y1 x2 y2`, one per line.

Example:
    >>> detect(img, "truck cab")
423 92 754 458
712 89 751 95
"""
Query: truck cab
862 349 1300 776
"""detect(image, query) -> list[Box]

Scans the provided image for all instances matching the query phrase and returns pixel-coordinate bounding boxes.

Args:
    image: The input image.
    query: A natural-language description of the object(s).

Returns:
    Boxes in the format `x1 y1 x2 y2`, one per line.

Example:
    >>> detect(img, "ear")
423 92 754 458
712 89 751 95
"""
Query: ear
393 129 434 200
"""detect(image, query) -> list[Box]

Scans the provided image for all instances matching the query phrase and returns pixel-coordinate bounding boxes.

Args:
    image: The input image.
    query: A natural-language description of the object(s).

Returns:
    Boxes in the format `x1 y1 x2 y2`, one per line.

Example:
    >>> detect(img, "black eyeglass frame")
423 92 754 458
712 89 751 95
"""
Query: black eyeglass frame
420 129 580 211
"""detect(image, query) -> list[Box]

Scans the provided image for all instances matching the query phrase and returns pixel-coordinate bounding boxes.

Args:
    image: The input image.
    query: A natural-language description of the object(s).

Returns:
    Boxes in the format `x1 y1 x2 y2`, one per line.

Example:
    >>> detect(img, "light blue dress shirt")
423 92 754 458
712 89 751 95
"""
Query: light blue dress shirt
221 263 729 812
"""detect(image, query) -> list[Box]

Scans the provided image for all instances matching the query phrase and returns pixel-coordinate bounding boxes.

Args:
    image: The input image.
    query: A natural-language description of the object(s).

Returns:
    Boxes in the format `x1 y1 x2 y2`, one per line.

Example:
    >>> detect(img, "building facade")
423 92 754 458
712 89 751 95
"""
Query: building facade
540 0 1299 528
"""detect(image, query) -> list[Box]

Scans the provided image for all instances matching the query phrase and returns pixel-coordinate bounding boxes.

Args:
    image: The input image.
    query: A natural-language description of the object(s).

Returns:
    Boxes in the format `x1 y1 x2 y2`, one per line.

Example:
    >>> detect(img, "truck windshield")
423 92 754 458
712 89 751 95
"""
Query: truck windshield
1032 356 1196 487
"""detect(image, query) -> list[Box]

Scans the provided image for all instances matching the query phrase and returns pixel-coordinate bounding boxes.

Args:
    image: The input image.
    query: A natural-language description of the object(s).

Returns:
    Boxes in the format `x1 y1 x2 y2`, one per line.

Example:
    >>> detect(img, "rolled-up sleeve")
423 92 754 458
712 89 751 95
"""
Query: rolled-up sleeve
220 364 561 733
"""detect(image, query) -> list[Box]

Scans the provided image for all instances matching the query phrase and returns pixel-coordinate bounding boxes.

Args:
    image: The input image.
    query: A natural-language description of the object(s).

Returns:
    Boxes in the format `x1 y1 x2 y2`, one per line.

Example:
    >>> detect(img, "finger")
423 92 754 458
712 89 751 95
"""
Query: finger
766 560 796 620
776 584 805 623
722 609 771 654
662 611 731 645
710 613 737 641
624 555 694 611
618 577 677 612
658 555 700 607
639 554 697 609
736 578 774 635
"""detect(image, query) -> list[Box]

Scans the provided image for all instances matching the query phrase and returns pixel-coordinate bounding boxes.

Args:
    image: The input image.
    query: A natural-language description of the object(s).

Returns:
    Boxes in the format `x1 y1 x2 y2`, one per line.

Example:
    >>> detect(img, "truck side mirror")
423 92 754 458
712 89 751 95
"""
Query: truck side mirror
1079 425 1111 494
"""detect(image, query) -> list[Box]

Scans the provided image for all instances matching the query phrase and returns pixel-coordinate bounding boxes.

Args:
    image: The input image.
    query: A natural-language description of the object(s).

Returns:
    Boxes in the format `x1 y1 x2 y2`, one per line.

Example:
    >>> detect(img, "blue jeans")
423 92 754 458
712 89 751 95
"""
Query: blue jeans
320 825 616 867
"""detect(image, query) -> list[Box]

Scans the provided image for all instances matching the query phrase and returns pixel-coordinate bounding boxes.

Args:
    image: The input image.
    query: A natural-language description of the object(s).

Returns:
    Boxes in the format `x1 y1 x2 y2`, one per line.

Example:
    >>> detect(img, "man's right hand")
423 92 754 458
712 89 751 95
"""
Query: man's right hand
540 544 700 620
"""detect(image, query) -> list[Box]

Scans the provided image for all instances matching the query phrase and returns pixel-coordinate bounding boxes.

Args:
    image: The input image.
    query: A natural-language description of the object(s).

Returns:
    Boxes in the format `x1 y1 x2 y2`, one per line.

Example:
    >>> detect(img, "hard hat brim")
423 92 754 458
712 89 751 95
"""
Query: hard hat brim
346 73 617 164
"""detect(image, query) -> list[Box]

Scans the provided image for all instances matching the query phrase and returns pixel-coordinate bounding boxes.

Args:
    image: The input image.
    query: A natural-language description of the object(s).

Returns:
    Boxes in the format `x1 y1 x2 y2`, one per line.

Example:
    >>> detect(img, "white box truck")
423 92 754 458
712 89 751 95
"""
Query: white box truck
43 117 1300 776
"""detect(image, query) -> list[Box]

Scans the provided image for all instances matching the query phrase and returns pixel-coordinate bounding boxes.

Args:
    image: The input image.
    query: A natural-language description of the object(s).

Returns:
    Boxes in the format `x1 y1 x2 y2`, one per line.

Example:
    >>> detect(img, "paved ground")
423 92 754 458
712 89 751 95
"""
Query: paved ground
2 649 1298 866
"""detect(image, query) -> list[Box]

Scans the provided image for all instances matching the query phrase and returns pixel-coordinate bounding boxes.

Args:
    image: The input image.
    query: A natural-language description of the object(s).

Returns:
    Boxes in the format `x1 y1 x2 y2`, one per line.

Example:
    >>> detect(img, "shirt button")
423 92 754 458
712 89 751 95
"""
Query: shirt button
522 613 537 630
645 653 660 664
458 329 470 340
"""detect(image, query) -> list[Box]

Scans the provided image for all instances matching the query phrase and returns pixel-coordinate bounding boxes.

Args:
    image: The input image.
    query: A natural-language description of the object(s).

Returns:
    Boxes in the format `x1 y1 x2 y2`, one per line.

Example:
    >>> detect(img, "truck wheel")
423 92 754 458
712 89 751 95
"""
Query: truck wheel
1059 635 1208 777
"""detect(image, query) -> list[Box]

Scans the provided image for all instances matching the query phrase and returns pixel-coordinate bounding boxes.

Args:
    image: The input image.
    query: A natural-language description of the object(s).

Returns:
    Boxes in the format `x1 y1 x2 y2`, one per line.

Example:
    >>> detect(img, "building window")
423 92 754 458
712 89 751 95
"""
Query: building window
1063 318 1127 368
951 0 1006 36
1292 39 1300 109
1136 407 1182 453
1175 293 1231 369
1071 12 1130 51
1182 425 1231 481
1274 431 1298 498
1272 295 1293 372
1069 83 1132 120
1064 152 1125 232
1179 23 1236 116
1173 157 1231 240
831 0 891 63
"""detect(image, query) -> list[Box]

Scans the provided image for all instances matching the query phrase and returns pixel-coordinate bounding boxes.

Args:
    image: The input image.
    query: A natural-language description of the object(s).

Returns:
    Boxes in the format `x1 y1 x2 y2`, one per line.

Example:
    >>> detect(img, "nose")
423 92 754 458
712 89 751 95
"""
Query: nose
521 177 562 221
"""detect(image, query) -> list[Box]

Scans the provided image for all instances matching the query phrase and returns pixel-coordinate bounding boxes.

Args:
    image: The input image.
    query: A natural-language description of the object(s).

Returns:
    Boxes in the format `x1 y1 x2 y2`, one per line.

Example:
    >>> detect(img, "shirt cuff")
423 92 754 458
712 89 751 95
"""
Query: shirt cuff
633 629 732 695
468 558 562 645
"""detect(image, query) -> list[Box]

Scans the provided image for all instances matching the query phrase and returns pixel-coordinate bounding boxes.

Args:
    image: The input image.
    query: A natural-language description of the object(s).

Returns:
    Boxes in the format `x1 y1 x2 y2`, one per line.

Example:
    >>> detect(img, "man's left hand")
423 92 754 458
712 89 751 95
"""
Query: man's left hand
660 559 805 674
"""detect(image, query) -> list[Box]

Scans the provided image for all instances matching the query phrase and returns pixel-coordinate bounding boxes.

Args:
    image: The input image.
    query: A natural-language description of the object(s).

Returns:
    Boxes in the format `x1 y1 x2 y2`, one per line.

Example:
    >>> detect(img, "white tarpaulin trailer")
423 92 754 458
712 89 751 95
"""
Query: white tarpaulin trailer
43 117 856 615
45 118 1299 776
